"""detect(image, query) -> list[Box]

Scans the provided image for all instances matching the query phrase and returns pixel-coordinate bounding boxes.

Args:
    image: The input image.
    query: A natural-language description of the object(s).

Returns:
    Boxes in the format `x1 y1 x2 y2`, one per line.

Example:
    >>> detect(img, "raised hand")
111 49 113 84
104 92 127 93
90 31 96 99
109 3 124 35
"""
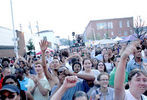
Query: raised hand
39 40 49 53
122 41 141 58
62 76 78 89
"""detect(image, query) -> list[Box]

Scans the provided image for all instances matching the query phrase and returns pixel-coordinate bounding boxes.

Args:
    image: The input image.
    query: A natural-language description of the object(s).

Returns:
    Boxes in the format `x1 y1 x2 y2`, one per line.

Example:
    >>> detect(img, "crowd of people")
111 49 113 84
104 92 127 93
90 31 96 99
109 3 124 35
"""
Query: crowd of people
0 37 147 100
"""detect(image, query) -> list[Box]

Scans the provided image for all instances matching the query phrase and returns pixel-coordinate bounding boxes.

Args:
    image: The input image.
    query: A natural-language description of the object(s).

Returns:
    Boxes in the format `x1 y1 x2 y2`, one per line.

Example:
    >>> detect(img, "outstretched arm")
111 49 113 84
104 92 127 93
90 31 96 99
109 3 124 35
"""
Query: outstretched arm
39 40 53 80
114 41 139 100
50 76 78 100
64 69 95 81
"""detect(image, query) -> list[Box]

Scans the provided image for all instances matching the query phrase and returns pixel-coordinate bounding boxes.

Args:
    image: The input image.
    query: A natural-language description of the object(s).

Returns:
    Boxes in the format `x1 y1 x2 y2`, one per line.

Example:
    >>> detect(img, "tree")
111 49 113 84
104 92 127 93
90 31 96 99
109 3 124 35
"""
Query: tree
134 16 146 39
26 39 35 52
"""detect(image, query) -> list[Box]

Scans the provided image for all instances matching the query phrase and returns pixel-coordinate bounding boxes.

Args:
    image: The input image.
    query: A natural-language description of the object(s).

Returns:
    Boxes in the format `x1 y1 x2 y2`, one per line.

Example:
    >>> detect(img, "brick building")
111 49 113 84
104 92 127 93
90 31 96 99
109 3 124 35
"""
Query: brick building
0 26 26 57
84 17 134 40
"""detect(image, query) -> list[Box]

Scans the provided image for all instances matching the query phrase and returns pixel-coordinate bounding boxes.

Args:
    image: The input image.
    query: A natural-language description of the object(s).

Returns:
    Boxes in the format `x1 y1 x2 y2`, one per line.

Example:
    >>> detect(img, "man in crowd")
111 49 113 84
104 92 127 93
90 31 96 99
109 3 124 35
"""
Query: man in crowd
126 44 147 74
39 40 95 100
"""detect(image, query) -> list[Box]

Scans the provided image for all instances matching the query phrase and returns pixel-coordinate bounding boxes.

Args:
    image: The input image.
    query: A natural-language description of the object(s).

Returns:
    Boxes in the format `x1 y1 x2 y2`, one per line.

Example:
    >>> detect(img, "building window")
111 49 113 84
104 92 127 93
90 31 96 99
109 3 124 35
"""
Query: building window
119 21 122 28
127 20 130 27
97 23 107 30
124 31 128 36
108 22 113 29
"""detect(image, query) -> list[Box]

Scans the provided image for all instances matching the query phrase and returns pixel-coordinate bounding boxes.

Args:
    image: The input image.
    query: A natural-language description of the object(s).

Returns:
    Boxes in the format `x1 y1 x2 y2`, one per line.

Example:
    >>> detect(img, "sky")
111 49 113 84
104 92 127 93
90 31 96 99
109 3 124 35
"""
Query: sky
0 0 147 42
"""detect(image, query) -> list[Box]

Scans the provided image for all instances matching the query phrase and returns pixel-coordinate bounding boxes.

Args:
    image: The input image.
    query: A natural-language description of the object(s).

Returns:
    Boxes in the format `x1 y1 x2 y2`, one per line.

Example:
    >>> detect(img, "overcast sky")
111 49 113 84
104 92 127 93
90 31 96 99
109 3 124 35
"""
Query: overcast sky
0 0 147 40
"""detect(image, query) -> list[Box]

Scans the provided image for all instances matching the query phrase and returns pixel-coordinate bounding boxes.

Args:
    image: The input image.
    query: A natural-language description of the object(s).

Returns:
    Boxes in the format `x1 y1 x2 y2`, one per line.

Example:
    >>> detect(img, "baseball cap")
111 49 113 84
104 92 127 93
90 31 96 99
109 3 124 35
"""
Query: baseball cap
0 84 20 94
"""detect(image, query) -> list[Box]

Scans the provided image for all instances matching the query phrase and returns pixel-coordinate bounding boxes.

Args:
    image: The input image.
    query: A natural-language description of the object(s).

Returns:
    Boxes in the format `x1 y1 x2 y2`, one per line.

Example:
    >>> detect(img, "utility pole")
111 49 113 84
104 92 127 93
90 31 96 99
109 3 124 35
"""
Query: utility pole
68 35 70 47
10 0 18 58
92 28 96 40
29 22 33 34
36 21 40 36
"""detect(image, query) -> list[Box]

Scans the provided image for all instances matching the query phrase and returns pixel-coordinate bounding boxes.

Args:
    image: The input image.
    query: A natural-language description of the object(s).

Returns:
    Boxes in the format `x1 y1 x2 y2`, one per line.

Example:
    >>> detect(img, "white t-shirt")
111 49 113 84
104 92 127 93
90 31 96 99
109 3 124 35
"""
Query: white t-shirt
28 76 51 100
125 90 147 100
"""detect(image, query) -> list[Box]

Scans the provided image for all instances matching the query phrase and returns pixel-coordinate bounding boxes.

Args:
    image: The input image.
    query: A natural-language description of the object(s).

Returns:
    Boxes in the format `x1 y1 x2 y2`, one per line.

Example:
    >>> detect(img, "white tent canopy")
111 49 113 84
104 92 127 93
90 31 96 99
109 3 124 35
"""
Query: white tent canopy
113 36 123 41
98 39 117 44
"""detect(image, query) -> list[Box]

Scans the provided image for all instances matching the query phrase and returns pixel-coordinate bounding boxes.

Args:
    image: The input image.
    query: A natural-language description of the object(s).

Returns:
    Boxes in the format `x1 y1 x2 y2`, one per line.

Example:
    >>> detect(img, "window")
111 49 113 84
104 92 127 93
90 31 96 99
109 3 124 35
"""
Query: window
108 22 113 29
127 20 130 27
97 23 107 30
119 21 122 28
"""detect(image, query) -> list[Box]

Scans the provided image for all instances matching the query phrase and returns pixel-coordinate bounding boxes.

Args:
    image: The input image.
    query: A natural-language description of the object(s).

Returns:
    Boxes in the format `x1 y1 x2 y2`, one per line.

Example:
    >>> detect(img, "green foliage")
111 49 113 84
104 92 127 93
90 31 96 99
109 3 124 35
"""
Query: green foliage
26 39 35 51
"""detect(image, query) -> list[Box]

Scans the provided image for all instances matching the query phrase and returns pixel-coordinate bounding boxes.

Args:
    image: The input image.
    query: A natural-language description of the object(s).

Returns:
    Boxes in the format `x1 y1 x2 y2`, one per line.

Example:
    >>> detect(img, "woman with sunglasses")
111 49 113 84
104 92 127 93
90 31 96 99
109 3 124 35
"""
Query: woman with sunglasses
114 41 147 100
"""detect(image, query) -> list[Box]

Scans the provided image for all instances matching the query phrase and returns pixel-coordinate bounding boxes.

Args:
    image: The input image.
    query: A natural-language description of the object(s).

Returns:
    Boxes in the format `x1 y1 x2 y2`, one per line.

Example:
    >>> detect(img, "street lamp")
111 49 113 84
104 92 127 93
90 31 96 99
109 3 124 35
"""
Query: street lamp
10 0 18 58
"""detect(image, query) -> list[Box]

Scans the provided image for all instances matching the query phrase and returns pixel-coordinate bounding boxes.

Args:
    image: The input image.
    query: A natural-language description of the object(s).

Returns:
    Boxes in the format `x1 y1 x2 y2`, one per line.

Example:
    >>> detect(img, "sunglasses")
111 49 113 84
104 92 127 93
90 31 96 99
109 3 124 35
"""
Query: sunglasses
57 68 70 76
136 46 142 50
0 94 16 100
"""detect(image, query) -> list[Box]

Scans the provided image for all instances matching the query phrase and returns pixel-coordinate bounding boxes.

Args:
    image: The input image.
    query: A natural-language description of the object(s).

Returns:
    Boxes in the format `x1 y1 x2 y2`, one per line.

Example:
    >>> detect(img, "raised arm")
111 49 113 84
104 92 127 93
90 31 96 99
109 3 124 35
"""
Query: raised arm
13 56 20 68
39 40 53 80
64 69 95 81
114 41 139 100
50 76 78 100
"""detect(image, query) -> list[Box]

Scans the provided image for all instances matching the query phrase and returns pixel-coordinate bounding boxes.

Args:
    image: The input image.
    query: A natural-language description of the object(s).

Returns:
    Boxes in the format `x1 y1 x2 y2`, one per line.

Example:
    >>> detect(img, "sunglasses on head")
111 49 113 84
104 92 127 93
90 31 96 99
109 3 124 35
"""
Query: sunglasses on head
57 67 70 76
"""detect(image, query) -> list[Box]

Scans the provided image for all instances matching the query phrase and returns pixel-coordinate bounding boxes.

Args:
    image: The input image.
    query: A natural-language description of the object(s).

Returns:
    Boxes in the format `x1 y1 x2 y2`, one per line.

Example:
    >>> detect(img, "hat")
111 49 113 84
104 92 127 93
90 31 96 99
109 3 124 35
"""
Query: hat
0 84 20 94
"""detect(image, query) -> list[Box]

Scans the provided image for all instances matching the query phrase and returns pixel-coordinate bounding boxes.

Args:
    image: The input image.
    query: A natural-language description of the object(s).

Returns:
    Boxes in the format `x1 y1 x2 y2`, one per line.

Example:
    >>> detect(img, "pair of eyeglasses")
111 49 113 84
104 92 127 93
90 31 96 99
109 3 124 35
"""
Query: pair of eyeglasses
98 64 104 66
100 79 109 81
0 94 16 100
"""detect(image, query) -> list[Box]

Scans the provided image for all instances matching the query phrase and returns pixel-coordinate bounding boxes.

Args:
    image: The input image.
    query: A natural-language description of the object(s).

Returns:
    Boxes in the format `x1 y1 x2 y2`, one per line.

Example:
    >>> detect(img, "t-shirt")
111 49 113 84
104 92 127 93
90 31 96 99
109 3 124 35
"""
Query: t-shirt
90 87 114 100
51 80 90 100
125 90 147 100
28 76 51 100
109 68 128 87
95 54 103 61
104 62 113 74
19 77 29 91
